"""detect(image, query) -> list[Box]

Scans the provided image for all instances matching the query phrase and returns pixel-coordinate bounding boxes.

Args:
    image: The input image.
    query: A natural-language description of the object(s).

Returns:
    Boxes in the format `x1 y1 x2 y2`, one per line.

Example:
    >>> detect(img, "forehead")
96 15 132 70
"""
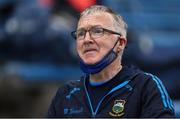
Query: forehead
77 12 114 29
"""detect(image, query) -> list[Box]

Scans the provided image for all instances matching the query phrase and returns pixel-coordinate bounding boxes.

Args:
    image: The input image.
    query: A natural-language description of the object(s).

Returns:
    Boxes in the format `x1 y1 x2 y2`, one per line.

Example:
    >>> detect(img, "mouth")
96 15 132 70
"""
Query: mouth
84 48 98 54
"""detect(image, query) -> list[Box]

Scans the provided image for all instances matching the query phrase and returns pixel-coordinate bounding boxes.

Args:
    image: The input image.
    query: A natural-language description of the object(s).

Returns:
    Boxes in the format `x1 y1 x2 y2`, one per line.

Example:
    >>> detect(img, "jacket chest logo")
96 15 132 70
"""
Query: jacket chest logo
109 100 126 117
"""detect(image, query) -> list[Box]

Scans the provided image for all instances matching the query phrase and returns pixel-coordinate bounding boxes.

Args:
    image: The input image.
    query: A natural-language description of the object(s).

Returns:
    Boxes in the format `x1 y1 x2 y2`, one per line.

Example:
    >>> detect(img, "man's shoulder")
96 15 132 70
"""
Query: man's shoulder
131 70 168 95
124 65 151 81
56 76 85 94
65 79 82 87
135 71 163 86
126 66 162 88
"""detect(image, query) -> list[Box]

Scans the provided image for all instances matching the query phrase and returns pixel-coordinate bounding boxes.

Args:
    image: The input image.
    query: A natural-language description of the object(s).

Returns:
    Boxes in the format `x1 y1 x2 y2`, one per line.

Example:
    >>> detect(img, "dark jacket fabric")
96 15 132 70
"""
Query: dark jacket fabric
47 66 175 118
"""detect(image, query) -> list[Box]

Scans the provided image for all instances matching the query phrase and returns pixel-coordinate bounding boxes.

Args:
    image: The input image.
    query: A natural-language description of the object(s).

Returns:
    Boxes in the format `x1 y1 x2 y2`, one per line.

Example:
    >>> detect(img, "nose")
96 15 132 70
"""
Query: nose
84 31 93 42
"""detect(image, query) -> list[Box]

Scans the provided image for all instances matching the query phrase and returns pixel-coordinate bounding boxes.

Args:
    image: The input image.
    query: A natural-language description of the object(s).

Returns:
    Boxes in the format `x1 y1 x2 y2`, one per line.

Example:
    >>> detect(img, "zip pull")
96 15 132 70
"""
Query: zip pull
92 112 96 118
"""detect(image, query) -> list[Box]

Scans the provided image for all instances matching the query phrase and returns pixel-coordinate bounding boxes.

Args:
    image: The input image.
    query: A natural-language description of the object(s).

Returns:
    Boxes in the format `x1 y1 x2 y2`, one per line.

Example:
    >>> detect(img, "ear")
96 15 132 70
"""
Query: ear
118 37 127 50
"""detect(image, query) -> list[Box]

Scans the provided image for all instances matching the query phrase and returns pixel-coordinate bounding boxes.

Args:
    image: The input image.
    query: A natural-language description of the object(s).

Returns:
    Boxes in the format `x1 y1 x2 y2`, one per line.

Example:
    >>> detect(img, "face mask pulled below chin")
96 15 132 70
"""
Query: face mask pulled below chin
79 39 119 74
79 49 117 74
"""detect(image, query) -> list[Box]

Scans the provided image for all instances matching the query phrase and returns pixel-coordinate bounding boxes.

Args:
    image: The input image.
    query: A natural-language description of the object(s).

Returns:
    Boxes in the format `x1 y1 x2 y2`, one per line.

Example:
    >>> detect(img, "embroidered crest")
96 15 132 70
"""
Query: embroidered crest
109 100 126 117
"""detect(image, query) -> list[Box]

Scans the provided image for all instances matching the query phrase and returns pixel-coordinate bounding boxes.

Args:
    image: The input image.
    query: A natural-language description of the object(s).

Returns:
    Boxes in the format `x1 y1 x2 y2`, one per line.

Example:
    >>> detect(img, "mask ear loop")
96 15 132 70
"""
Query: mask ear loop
110 37 121 55
112 37 120 51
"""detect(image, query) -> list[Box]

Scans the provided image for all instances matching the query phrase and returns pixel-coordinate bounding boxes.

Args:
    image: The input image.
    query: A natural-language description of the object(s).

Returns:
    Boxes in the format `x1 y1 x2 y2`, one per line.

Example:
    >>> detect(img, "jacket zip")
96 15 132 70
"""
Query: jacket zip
83 77 130 117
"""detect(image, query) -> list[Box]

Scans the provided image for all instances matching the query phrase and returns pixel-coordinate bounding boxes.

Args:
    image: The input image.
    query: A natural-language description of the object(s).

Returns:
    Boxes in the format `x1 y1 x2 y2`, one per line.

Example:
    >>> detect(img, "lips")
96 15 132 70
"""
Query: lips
83 48 97 54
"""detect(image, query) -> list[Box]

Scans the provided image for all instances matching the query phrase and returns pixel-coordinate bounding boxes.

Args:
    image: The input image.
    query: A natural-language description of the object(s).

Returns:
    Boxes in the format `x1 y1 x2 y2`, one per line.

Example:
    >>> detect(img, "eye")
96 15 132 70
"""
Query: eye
92 28 103 34
77 30 86 38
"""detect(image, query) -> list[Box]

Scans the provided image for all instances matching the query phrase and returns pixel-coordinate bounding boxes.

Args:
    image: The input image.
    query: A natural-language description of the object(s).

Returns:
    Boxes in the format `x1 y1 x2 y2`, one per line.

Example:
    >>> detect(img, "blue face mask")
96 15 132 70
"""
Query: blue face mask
79 39 119 74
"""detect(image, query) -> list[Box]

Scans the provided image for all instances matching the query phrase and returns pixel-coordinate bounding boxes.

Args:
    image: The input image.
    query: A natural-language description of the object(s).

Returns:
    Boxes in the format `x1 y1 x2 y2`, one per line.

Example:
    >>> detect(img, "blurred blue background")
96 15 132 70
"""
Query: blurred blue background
0 0 179 117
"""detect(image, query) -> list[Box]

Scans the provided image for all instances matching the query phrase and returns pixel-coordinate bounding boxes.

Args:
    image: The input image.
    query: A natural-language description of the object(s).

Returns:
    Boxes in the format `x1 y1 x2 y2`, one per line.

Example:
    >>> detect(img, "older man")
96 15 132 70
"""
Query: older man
47 5 174 118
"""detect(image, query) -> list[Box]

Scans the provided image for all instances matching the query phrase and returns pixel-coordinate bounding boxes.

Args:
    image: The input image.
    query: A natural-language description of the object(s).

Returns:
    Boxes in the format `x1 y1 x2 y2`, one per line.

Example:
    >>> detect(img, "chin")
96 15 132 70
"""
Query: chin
83 58 99 65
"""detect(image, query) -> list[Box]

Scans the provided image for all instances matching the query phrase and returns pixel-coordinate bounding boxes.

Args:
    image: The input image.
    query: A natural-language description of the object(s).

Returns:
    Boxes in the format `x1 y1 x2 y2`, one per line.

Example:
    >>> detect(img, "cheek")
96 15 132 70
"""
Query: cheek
76 42 83 55
98 40 116 57
99 40 113 52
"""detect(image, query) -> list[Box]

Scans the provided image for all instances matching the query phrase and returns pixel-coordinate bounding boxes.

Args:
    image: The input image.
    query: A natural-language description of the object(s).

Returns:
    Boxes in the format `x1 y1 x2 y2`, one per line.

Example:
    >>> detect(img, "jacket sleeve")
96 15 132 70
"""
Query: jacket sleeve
47 87 65 118
140 73 175 118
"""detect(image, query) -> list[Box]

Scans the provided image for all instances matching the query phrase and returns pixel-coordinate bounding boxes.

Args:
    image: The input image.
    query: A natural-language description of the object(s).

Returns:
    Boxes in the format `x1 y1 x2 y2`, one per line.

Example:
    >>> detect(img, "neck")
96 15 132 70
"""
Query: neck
89 57 122 83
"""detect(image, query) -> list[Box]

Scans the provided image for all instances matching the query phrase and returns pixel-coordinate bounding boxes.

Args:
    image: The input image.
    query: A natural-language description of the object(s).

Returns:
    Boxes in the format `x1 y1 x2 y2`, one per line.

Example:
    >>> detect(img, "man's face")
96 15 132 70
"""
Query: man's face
76 12 119 65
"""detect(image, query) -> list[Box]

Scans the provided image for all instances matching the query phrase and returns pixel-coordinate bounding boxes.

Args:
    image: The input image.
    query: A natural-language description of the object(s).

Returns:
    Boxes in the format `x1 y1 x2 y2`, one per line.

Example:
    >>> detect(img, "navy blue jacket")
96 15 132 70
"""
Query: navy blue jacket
47 66 175 118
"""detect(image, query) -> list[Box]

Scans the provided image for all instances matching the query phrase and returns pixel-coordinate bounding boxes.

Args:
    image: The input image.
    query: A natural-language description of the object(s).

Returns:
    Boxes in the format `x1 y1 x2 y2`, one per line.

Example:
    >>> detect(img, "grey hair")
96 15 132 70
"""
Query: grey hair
80 5 128 39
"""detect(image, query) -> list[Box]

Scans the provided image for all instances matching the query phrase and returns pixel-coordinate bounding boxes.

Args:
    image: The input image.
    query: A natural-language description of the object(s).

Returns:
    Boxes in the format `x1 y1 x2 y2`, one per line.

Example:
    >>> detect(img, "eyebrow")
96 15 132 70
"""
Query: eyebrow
77 25 102 31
